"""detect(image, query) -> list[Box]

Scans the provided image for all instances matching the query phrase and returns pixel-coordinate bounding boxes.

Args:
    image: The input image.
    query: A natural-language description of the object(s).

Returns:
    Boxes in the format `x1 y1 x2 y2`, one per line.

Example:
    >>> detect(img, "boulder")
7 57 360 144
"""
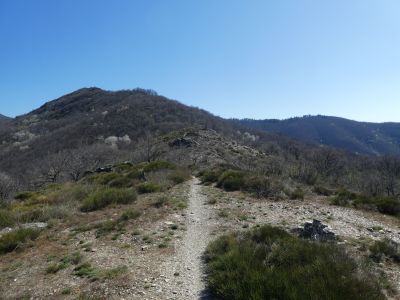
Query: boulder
293 219 335 241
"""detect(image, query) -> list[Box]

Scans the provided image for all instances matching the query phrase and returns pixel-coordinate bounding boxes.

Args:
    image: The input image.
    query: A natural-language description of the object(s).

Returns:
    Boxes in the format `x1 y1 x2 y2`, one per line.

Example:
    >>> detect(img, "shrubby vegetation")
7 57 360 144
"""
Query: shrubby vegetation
331 188 400 217
205 225 384 300
0 227 41 254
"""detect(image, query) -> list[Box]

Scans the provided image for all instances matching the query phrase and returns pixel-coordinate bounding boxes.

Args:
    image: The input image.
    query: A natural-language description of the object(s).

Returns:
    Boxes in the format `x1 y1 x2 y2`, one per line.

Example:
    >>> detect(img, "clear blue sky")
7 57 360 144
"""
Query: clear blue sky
1 0 399 122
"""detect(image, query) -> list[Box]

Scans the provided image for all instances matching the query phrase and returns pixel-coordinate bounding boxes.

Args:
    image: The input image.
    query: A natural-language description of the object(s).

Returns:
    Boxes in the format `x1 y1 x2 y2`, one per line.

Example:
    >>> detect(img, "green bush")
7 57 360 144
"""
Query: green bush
0 209 15 229
14 191 39 201
136 182 161 194
119 208 141 221
369 238 400 263
168 169 191 184
74 262 127 281
290 187 305 200
0 228 41 254
375 197 400 216
330 188 357 206
205 225 384 300
142 160 176 172
217 170 246 191
199 169 223 184
313 185 334 196
244 175 271 198
80 188 137 212
108 176 133 188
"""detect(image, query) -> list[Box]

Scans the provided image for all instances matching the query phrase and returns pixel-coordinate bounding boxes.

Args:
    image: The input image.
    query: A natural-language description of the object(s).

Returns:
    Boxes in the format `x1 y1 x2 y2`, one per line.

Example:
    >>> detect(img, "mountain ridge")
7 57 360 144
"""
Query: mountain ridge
236 115 400 156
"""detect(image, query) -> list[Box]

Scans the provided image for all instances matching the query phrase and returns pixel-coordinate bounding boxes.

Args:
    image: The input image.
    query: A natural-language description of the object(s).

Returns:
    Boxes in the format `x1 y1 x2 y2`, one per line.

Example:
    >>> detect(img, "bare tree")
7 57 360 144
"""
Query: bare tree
135 132 166 162
0 172 16 201
377 156 400 196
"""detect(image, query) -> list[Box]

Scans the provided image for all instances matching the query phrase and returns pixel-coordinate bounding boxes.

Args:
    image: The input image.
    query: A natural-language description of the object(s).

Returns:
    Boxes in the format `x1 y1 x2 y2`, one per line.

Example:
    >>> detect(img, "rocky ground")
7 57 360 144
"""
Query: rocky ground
1 178 400 299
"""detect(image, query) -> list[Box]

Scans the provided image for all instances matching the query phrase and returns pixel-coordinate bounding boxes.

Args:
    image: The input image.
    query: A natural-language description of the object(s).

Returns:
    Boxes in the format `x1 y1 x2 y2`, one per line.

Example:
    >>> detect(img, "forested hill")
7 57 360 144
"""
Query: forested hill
237 115 400 156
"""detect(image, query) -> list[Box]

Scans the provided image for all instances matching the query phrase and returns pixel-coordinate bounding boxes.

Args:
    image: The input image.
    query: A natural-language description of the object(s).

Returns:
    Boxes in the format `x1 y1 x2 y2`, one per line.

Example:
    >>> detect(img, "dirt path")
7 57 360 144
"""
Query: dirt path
152 178 214 299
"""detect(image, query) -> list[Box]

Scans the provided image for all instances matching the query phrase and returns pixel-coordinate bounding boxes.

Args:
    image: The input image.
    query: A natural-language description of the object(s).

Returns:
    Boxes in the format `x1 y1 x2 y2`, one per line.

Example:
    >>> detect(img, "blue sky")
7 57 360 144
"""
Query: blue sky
0 0 399 122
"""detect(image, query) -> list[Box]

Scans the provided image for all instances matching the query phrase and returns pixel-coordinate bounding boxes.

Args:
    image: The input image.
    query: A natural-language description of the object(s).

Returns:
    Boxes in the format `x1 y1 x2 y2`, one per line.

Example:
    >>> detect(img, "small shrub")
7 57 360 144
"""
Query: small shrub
0 209 15 229
330 188 357 206
108 177 132 188
0 228 40 254
369 238 400 263
205 225 384 300
375 197 400 216
61 288 72 295
119 209 141 221
168 169 191 184
136 182 161 194
74 263 128 281
217 170 246 191
290 187 305 200
46 251 82 273
14 191 38 201
143 161 176 172
244 175 271 198
80 188 137 212
199 167 225 184
153 196 168 208
313 185 334 196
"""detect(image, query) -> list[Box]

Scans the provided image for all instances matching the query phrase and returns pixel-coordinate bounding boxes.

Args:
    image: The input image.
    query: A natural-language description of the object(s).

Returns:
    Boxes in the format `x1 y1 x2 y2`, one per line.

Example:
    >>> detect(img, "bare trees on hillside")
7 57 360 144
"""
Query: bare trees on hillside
0 172 17 201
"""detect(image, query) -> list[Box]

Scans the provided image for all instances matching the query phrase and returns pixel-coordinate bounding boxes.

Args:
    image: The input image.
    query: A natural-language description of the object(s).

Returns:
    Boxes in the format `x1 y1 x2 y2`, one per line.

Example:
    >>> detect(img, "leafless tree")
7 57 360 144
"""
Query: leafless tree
135 132 166 162
0 172 16 201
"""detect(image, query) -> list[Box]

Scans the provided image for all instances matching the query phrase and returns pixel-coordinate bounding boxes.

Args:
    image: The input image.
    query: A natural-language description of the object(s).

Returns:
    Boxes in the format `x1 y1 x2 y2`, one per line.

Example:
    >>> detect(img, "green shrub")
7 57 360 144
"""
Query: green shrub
153 196 168 208
80 188 137 212
119 209 141 221
375 197 400 216
290 187 305 200
143 161 176 172
126 169 143 180
205 225 384 300
199 168 225 184
136 182 161 194
0 209 15 229
168 169 191 184
330 188 357 206
313 185 334 196
108 177 133 188
14 191 39 201
369 238 400 263
74 262 127 281
217 170 246 191
244 175 271 198
0 228 41 254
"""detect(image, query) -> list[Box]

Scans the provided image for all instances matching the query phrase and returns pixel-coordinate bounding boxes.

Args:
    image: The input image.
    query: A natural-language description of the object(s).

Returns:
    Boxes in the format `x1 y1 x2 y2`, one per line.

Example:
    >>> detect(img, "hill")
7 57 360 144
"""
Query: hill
237 115 400 156
0 88 280 187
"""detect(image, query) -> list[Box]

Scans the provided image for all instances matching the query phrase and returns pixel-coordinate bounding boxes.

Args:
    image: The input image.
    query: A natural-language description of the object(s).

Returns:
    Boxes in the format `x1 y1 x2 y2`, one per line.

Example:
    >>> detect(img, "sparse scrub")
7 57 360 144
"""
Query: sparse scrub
153 196 168 208
369 238 400 263
313 185 334 196
119 208 141 221
0 228 41 254
136 182 161 194
80 188 136 212
205 225 384 300
289 187 305 200
168 169 191 184
0 209 15 229
217 170 246 191
142 160 176 172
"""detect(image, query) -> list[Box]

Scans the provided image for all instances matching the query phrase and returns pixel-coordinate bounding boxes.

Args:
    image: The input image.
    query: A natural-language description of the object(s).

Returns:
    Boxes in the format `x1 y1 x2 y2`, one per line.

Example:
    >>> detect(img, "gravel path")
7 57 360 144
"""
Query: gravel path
154 178 214 299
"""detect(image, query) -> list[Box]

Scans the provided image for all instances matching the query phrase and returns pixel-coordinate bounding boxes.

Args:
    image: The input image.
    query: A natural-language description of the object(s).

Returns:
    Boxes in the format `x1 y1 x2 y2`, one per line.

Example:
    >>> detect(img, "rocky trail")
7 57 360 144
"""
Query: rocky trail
151 178 215 299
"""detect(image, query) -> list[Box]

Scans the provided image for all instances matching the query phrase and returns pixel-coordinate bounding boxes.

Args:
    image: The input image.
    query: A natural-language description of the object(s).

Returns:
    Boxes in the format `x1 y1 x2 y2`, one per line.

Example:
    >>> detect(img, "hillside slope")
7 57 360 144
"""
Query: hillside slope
237 116 400 156
0 88 277 186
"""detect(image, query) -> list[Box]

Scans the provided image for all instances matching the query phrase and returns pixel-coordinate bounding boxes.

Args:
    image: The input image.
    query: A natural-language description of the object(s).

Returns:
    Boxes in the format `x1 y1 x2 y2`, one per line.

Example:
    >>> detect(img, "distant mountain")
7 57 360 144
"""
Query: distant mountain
0 114 11 122
237 115 400 156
